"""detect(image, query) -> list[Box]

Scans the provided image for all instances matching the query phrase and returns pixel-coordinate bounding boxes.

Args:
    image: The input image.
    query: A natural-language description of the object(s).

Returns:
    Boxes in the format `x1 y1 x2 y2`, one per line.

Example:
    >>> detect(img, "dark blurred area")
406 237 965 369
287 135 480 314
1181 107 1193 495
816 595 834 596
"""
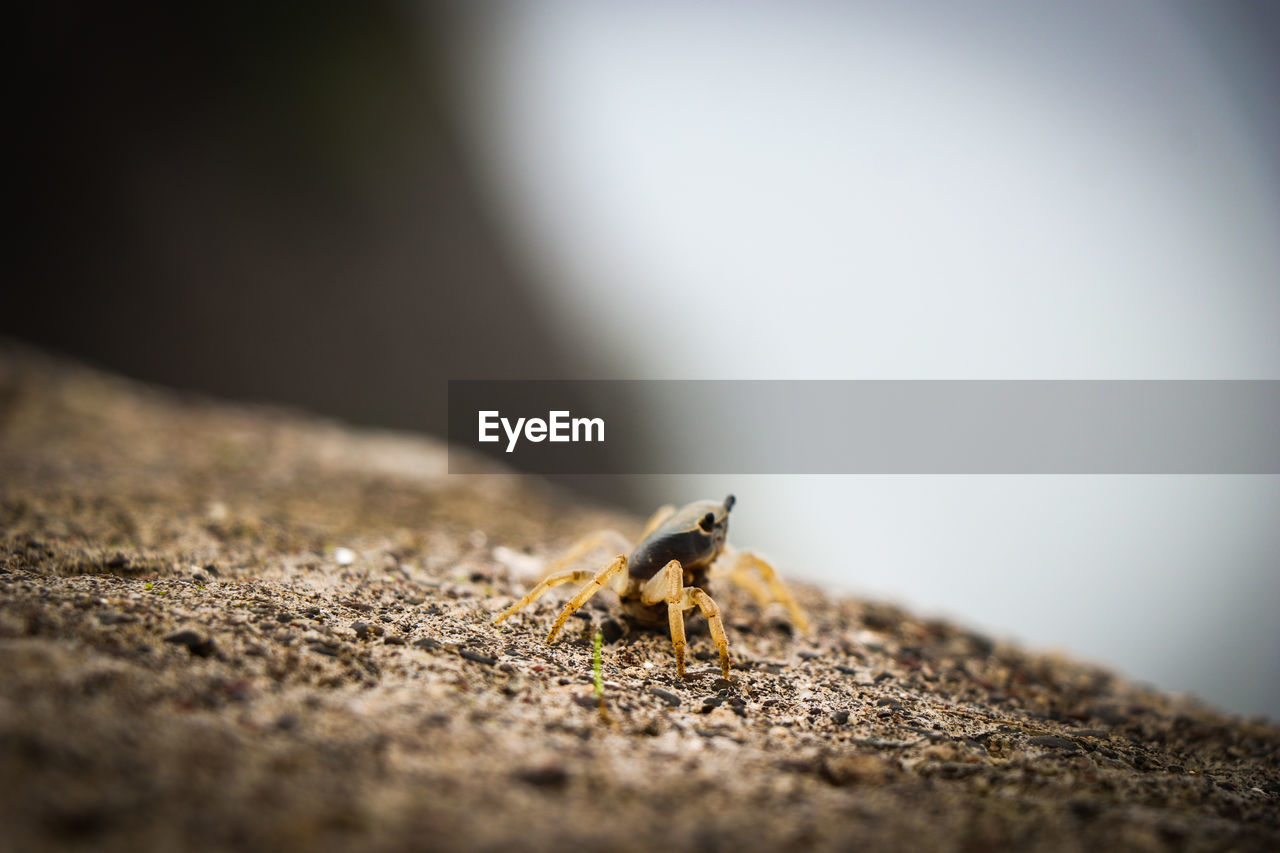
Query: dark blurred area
11 2 576 440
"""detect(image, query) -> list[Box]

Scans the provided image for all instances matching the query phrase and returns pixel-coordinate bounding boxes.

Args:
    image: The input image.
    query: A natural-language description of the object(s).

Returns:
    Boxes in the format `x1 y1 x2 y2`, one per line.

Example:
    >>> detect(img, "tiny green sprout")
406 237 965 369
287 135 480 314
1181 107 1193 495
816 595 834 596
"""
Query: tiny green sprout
592 629 604 699
144 582 153 591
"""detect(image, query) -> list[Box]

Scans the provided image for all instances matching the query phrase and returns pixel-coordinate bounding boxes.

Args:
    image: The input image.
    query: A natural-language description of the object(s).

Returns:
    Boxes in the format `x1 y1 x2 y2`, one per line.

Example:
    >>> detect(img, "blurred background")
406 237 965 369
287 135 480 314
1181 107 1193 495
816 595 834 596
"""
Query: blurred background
10 1 1279 719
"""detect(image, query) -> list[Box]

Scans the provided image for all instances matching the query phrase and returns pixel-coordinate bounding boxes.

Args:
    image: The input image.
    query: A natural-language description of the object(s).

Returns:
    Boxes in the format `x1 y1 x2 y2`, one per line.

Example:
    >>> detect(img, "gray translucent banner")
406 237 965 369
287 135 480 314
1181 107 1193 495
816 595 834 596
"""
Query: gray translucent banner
447 381 1280 474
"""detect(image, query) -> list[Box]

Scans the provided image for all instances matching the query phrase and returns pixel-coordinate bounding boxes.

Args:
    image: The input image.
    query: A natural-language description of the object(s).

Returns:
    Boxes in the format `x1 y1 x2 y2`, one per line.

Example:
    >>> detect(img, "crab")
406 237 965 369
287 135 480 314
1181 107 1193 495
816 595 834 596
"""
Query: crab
492 495 808 679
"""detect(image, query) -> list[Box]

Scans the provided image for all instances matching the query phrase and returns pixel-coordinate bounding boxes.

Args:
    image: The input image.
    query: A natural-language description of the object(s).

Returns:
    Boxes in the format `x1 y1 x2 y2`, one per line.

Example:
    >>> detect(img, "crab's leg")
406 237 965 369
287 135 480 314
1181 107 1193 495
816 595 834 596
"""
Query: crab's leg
539 529 633 579
720 566 771 608
492 569 598 625
545 554 629 643
640 560 690 677
638 504 677 539
686 587 731 680
714 550 810 632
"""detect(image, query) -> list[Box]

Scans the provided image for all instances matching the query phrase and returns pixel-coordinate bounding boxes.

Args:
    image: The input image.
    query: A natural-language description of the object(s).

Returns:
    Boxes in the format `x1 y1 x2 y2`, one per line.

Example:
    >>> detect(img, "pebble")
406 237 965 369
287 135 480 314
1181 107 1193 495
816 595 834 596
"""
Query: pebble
1065 798 1102 819
572 692 601 709
821 753 897 787
164 629 216 657
647 688 681 708
333 547 356 566
514 764 569 789
460 649 496 666
1028 735 1083 754
352 621 384 640
929 762 984 780
491 545 542 577
600 618 625 644
308 641 342 657
705 707 741 728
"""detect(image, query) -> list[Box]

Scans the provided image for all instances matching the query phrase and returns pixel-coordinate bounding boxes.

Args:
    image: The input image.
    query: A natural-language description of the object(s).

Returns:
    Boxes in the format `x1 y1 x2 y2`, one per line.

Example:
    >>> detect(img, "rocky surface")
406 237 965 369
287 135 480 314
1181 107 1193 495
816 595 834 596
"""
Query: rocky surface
1 344 1277 852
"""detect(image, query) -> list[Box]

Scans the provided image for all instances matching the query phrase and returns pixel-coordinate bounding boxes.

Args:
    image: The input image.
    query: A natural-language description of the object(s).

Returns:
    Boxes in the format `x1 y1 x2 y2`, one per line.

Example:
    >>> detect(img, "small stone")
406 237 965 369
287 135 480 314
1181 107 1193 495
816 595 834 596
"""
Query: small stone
1028 735 1082 754
572 692 601 709
705 706 741 727
831 710 851 725
1068 798 1101 820
600 618 626 644
515 763 569 789
164 629 216 657
930 762 983 779
98 611 137 625
647 688 681 708
333 547 356 566
460 649 496 666
353 621 384 640
308 641 342 657
821 753 896 787
384 635 406 646
769 618 795 637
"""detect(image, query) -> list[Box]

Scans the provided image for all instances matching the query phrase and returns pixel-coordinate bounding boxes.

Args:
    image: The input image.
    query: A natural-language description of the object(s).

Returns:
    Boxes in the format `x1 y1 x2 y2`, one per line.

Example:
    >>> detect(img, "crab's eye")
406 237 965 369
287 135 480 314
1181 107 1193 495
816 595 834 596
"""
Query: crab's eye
724 494 736 512
699 512 716 532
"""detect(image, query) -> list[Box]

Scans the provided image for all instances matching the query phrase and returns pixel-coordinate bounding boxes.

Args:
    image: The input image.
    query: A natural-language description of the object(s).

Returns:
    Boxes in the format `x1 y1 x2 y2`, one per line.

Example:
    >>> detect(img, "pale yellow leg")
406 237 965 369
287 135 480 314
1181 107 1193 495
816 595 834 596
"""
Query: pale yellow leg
493 569 596 625
639 504 677 539
723 567 771 607
545 555 629 643
639 561 733 678
540 529 633 579
640 560 688 677
715 551 810 632
687 588 731 679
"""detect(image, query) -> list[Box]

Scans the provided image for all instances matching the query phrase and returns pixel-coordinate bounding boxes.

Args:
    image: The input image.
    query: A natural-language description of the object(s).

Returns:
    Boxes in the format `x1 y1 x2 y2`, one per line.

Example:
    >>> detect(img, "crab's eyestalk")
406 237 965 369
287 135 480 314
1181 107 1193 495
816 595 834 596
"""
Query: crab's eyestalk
723 494 736 513
698 512 716 532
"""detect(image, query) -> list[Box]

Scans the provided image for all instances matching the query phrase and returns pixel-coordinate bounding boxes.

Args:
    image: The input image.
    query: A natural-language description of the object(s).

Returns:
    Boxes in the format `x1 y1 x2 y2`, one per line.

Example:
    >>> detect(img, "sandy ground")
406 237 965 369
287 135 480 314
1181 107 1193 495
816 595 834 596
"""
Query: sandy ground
1 343 1277 852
